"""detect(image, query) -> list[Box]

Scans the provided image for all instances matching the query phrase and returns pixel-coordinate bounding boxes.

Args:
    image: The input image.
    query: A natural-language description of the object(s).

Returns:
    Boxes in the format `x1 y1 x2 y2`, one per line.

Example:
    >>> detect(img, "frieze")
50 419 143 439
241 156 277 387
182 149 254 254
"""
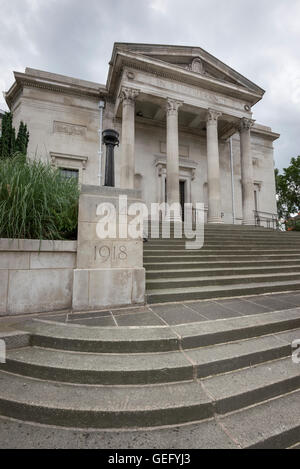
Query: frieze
130 70 246 112
53 121 87 137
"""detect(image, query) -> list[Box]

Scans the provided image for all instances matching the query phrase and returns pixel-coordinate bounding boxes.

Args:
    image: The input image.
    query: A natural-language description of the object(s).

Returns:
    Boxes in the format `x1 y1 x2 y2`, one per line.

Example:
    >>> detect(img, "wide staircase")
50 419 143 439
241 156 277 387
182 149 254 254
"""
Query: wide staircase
0 297 300 448
144 224 300 304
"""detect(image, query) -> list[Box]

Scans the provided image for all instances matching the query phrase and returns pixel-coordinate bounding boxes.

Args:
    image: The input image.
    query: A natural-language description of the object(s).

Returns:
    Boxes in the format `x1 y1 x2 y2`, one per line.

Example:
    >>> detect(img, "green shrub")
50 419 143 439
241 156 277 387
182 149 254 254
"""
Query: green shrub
0 155 79 240
295 221 300 232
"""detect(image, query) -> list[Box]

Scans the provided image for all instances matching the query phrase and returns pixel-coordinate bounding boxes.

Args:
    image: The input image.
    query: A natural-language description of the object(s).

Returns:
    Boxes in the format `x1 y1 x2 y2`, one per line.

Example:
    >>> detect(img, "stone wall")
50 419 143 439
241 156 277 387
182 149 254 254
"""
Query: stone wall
0 239 77 316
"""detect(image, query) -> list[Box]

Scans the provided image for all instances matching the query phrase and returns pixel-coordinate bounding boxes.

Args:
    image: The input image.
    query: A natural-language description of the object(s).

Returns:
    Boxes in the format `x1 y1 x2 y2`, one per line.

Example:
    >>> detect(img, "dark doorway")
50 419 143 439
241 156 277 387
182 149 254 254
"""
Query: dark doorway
254 190 258 212
179 180 185 221
164 179 186 220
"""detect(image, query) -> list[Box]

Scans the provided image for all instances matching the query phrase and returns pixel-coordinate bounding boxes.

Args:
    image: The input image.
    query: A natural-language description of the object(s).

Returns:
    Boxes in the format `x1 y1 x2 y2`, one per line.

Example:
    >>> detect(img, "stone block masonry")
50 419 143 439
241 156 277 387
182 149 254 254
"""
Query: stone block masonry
0 239 77 315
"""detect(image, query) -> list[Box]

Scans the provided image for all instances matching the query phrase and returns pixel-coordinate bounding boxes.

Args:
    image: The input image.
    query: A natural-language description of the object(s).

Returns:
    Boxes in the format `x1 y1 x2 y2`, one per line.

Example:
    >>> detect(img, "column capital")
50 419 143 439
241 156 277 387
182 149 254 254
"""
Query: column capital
206 109 222 123
240 117 255 131
166 98 183 116
119 87 140 105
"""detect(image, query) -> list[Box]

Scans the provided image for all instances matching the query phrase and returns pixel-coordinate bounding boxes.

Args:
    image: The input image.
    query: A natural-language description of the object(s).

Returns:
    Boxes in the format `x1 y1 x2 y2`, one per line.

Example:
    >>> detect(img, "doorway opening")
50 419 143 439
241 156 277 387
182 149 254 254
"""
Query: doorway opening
179 180 186 221
164 179 186 221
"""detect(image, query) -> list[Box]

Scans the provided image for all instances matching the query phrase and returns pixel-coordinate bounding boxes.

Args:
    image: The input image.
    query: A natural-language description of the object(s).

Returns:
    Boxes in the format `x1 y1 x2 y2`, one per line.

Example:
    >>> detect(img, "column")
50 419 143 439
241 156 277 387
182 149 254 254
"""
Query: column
119 87 140 189
206 109 223 224
240 117 255 225
166 98 182 221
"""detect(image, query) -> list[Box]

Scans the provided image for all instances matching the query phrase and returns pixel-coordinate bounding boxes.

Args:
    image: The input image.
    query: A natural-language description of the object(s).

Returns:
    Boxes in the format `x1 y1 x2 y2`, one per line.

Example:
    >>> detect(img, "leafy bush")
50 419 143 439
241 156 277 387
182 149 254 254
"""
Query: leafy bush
295 221 300 232
0 155 79 240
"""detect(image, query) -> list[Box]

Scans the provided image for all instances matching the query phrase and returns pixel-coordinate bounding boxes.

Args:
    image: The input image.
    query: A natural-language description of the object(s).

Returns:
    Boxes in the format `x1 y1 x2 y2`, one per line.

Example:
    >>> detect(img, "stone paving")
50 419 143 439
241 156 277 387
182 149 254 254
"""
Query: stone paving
8 291 299 328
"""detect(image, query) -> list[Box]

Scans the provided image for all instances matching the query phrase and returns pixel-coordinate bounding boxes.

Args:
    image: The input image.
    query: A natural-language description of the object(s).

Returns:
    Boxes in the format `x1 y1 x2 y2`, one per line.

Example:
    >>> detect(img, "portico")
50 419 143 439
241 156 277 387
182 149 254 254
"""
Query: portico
115 85 258 225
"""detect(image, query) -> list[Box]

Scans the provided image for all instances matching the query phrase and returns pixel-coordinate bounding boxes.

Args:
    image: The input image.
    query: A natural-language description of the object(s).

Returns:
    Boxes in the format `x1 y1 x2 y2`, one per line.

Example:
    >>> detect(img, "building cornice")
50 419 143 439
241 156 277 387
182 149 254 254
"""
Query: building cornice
50 152 88 169
5 71 107 109
251 125 280 142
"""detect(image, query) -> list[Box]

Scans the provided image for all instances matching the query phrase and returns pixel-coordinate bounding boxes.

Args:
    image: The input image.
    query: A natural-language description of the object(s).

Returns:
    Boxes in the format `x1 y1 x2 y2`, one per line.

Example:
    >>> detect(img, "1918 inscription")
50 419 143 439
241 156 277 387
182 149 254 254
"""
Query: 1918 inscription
94 245 128 263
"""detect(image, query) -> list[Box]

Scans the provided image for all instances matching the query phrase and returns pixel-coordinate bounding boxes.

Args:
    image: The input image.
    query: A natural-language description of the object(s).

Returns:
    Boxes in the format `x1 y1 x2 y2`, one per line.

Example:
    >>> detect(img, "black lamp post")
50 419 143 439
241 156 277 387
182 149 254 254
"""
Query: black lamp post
102 129 119 187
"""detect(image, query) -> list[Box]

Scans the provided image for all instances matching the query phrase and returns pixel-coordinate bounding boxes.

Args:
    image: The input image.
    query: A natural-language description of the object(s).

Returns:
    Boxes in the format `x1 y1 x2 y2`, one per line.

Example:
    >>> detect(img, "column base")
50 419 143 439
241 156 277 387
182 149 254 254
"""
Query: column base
242 220 256 226
208 217 224 224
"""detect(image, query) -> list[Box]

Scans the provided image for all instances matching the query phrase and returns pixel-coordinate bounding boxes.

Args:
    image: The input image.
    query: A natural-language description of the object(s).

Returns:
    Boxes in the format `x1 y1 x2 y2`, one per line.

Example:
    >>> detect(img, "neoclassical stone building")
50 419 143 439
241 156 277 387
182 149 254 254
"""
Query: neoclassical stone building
5 43 279 225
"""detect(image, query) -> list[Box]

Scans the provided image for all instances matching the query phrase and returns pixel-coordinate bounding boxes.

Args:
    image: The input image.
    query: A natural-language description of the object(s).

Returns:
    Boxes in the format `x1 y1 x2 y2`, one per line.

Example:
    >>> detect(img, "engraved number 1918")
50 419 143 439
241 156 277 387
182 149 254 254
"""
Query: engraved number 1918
95 245 128 263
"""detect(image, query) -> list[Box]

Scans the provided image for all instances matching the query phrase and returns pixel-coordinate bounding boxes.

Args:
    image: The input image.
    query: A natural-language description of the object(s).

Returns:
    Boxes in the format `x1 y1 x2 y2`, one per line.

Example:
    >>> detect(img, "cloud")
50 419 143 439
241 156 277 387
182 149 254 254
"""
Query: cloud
0 0 300 169
149 0 170 14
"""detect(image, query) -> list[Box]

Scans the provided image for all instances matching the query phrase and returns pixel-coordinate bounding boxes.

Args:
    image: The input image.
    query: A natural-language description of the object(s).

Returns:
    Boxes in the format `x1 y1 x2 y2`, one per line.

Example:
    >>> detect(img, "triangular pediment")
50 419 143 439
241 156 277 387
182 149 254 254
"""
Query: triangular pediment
112 43 264 96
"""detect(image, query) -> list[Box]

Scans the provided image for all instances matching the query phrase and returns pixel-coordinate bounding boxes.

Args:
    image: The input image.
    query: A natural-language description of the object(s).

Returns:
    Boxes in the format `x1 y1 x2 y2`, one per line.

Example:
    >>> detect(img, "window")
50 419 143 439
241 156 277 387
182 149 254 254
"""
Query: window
51 152 88 184
59 168 79 180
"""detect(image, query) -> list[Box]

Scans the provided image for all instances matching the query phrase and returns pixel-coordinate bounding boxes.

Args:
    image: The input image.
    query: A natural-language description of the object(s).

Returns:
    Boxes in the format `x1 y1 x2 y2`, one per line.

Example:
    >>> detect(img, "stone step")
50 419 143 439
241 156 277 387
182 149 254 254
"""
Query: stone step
146 223 270 229
147 280 300 303
147 230 298 235
147 239 298 245
147 229 295 236
18 309 300 353
146 265 300 279
0 356 299 431
146 239 300 245
0 371 212 429
1 328 298 385
146 272 300 290
146 235 286 241
201 357 300 416
1 389 299 448
171 311 300 349
145 238 300 244
145 249 300 256
21 319 180 353
2 346 192 385
148 235 297 241
144 259 300 270
147 227 276 234
144 247 300 253
0 414 239 449
218 389 300 449
144 251 300 258
144 255 300 263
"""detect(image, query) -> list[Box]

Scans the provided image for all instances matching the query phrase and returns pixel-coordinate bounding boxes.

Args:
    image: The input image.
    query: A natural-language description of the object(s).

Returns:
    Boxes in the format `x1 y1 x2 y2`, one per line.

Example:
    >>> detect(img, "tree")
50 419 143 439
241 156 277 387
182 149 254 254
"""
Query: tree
0 112 29 158
16 121 30 154
0 112 14 158
275 156 300 220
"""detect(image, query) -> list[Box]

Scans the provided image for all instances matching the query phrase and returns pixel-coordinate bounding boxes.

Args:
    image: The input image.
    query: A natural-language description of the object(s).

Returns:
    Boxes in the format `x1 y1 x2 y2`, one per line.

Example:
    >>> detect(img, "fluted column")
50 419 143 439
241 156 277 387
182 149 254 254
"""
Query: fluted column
206 109 223 224
119 87 140 189
166 98 182 221
240 117 255 225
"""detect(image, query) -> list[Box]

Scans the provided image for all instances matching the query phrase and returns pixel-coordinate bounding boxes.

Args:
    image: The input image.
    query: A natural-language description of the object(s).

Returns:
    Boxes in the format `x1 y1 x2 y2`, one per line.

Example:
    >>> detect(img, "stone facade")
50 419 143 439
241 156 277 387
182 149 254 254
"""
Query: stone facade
4 43 280 224
0 239 76 315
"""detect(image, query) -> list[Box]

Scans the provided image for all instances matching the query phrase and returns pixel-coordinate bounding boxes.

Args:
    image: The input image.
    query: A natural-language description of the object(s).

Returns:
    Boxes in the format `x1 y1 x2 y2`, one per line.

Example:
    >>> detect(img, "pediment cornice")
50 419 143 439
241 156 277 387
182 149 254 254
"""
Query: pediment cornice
107 44 265 106
107 50 263 106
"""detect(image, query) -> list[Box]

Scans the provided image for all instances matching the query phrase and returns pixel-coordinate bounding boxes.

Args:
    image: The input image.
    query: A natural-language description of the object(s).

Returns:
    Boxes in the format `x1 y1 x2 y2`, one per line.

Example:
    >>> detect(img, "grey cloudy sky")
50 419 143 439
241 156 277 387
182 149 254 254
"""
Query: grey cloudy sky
0 0 299 170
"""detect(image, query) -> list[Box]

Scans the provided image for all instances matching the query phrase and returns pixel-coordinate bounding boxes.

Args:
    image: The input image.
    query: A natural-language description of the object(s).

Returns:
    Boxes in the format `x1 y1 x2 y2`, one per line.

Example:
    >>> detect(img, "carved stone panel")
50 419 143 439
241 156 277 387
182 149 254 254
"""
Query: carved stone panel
53 121 87 137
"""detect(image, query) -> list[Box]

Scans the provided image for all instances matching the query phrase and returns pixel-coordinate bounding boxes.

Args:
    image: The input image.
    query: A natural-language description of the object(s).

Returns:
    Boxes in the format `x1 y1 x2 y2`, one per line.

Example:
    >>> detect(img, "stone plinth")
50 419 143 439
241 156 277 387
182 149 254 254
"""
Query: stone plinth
72 185 145 311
